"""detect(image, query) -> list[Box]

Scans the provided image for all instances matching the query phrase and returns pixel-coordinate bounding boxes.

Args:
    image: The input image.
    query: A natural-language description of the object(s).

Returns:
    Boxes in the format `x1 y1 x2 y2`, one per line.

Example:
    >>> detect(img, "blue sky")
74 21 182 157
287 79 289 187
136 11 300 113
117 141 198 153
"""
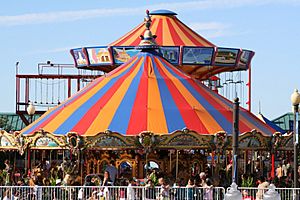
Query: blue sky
0 0 299 120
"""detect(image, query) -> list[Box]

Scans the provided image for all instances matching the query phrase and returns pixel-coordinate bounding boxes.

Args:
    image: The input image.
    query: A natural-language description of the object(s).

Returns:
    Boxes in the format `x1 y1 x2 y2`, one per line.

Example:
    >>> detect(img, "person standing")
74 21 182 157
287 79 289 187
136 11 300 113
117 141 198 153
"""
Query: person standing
204 178 214 200
158 177 170 200
199 172 207 187
276 163 283 179
105 160 118 185
127 178 136 200
186 178 195 200
2 189 11 200
102 171 113 186
256 176 269 200
242 190 255 200
4 160 11 186
282 160 288 177
145 179 156 200
172 179 183 200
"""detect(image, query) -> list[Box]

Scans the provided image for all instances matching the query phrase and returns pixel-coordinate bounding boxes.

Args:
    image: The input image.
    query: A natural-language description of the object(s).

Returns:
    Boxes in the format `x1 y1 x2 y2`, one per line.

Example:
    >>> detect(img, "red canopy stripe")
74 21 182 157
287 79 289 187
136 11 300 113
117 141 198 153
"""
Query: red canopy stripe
154 18 163 46
126 57 149 135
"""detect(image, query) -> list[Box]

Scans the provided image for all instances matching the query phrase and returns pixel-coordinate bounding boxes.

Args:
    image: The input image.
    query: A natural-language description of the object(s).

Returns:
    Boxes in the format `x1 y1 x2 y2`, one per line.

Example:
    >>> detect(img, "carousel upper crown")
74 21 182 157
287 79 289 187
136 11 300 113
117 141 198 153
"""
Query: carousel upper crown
136 10 159 50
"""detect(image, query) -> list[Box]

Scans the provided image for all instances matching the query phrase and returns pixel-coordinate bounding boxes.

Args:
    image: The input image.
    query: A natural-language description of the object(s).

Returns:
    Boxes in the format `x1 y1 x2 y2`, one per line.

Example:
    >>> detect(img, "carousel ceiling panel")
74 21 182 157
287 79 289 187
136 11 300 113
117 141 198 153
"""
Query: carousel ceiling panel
22 49 274 136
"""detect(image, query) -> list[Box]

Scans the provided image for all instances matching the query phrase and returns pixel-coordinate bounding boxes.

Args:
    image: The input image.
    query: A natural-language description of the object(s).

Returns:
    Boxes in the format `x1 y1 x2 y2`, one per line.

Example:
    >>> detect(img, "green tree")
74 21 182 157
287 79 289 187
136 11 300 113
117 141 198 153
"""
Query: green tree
0 116 12 132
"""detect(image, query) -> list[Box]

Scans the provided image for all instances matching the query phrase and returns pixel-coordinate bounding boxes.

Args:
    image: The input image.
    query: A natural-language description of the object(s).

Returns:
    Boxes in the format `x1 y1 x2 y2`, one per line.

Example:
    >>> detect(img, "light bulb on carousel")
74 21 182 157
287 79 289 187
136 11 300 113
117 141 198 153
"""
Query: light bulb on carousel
27 102 36 123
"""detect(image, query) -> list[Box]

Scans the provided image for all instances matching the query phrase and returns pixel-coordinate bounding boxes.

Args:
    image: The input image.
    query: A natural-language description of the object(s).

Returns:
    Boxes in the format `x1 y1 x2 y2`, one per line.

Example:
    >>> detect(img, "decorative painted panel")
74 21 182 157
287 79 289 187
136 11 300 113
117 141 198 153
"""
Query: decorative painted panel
94 136 126 147
35 137 58 147
168 134 200 146
0 136 12 147
239 137 261 148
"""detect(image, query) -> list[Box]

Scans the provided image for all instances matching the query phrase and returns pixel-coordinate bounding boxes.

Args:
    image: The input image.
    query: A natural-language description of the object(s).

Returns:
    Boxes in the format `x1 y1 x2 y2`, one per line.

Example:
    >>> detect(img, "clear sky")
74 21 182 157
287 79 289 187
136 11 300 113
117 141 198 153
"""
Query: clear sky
0 0 299 120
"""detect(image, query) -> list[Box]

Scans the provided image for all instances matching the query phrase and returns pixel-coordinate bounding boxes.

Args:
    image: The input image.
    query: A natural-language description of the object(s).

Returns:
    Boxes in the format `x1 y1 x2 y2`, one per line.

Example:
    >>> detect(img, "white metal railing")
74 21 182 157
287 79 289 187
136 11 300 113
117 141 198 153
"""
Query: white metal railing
0 186 225 200
3 185 300 199
239 187 300 200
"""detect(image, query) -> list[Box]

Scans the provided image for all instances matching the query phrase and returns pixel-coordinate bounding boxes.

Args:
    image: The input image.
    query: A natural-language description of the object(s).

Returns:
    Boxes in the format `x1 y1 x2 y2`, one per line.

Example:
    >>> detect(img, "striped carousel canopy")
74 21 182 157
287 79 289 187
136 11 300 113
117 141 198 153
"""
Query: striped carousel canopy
22 49 275 136
110 9 215 47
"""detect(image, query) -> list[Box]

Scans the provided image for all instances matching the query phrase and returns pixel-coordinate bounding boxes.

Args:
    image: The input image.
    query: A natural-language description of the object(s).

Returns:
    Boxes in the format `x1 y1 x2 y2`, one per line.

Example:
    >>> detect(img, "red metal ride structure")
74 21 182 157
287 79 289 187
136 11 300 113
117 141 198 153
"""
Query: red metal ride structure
15 62 102 125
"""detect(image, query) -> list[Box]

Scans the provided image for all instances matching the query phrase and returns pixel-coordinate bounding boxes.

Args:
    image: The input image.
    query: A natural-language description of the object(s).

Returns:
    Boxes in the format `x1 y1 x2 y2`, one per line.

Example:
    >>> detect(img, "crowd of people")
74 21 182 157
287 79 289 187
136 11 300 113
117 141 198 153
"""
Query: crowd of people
0 156 299 199
0 158 218 199
0 158 82 187
82 170 215 200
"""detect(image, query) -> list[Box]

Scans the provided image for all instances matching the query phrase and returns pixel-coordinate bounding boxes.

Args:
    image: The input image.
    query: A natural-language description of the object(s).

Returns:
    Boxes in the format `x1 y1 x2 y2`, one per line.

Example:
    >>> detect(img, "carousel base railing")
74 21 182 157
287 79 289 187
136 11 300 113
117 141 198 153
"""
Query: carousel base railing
0 185 225 200
238 186 300 200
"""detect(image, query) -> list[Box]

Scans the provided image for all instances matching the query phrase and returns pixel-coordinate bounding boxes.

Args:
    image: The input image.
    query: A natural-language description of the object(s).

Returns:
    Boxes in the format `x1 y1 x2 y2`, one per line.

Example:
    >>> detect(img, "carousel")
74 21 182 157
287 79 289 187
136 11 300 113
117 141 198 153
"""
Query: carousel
0 10 293 186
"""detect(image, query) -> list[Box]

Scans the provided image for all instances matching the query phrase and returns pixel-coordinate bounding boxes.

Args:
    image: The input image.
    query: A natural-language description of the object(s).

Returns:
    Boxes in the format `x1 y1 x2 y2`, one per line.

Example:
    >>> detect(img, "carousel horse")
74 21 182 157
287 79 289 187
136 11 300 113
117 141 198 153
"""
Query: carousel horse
60 159 81 185
31 166 43 185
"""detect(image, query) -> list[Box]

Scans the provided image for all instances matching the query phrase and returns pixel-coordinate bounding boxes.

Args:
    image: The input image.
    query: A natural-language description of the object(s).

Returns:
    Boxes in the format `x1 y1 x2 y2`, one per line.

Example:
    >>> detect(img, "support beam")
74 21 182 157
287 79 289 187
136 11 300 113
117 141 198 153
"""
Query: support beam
18 113 30 126
232 97 240 184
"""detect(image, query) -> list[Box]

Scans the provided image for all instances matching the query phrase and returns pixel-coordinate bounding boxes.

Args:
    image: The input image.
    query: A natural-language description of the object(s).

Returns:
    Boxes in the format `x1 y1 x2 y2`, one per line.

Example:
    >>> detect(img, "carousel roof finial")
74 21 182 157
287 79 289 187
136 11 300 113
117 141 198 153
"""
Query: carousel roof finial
137 10 159 50
145 9 151 30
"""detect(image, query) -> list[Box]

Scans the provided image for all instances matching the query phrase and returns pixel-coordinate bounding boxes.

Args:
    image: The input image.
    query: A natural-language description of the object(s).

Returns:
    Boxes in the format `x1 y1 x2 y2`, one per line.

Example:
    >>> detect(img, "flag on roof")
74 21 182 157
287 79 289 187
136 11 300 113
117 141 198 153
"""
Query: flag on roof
257 113 285 133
